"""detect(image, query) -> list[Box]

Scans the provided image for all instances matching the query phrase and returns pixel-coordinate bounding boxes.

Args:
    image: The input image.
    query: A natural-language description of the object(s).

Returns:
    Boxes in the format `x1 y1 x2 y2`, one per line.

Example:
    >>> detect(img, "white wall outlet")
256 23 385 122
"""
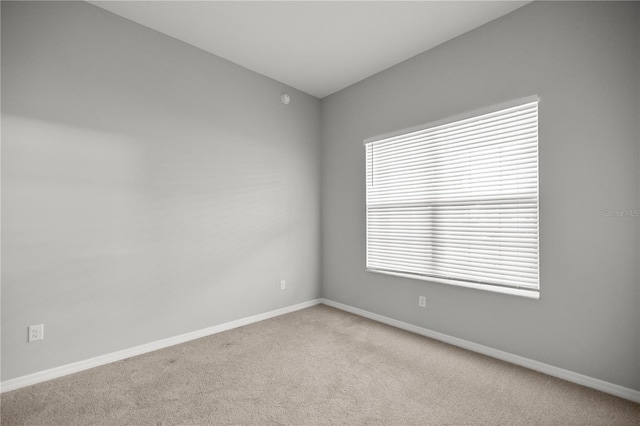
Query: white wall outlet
418 296 427 308
28 324 44 342
280 280 286 290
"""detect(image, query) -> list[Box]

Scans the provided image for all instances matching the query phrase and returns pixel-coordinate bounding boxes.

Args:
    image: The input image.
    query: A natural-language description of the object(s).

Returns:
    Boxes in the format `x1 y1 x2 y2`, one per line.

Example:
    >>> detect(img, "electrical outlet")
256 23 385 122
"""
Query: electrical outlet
280 280 286 290
418 296 426 308
28 324 44 342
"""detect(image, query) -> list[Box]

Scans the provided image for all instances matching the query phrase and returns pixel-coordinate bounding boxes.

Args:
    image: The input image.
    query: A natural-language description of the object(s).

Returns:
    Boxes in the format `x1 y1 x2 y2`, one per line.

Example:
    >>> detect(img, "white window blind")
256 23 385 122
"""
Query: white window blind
365 98 539 298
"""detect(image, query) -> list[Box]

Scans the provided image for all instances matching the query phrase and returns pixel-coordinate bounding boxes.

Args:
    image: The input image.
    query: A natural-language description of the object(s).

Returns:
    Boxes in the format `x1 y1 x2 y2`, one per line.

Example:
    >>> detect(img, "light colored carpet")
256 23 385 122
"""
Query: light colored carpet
1 304 639 425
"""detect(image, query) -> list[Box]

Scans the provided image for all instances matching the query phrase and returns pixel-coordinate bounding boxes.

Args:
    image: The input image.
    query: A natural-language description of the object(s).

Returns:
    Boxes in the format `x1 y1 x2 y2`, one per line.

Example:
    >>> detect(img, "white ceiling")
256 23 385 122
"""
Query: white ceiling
91 1 530 98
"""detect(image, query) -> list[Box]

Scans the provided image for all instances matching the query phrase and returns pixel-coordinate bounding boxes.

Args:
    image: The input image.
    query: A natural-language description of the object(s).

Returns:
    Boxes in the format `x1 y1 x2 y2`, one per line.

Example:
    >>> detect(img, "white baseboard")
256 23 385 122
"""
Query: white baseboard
1 299 322 393
4 297 639 404
320 298 640 404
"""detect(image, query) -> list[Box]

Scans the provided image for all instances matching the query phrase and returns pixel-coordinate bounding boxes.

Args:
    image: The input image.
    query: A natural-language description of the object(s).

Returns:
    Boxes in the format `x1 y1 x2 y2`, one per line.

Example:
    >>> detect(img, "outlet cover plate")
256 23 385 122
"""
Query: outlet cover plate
28 324 44 342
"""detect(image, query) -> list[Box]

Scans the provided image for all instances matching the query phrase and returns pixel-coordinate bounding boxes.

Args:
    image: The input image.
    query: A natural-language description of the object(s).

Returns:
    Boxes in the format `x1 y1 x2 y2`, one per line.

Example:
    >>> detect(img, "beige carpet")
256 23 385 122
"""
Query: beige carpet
1 305 639 425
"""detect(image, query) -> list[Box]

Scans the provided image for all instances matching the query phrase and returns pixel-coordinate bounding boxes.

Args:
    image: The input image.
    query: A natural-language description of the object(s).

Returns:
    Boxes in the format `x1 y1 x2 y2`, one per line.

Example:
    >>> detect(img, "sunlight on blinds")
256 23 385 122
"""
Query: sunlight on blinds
365 98 539 298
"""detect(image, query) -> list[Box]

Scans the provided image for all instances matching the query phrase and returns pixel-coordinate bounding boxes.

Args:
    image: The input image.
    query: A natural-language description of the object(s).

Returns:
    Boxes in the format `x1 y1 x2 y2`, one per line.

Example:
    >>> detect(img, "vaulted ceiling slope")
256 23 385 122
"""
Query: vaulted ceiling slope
91 1 530 98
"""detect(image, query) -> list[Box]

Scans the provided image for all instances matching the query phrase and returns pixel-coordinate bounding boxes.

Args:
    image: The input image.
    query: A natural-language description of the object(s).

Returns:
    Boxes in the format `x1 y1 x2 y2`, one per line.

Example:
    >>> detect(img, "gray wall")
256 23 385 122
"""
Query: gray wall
1 1 321 381
321 1 640 390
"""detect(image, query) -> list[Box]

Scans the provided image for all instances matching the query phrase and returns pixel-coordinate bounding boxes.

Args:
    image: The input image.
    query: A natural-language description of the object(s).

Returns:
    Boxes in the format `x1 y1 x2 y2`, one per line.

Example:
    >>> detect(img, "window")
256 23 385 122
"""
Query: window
365 97 539 298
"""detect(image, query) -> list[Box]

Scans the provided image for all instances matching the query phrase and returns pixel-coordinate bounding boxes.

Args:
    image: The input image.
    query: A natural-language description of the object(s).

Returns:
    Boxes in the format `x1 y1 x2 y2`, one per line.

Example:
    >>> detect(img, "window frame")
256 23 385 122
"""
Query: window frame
364 96 540 299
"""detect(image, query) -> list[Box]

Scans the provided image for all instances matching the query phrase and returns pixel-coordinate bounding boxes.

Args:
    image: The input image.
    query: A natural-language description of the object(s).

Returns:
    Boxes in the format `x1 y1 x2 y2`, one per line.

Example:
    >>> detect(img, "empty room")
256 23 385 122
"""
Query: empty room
1 0 639 424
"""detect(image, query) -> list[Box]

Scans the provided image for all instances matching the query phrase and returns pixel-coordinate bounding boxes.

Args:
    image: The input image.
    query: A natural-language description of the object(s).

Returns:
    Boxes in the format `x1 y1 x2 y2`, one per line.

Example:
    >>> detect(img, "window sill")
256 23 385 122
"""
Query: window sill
366 269 540 300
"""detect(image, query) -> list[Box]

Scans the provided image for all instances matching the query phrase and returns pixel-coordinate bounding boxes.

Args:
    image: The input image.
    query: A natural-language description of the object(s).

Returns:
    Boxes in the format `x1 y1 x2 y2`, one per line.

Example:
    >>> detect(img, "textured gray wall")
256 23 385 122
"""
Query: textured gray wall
1 1 321 381
321 1 640 390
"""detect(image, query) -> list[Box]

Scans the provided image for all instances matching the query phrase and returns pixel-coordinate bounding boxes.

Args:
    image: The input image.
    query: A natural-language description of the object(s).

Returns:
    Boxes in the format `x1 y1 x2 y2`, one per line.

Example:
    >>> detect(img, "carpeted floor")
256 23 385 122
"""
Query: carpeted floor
1 304 639 425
